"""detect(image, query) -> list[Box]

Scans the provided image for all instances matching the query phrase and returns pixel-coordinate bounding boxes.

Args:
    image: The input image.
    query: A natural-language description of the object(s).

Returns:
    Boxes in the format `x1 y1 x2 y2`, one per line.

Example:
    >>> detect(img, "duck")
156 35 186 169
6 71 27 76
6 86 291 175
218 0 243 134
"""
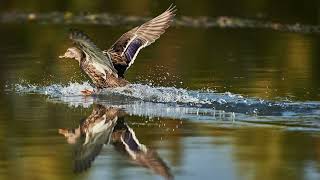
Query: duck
59 104 121 172
59 5 176 95
58 104 173 179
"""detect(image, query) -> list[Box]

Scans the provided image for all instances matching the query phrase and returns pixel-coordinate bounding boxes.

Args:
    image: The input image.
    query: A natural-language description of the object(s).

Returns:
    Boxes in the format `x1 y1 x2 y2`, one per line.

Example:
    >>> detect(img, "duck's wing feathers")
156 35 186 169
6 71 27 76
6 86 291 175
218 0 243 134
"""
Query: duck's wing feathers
73 143 103 173
74 108 118 173
69 29 118 77
105 5 176 71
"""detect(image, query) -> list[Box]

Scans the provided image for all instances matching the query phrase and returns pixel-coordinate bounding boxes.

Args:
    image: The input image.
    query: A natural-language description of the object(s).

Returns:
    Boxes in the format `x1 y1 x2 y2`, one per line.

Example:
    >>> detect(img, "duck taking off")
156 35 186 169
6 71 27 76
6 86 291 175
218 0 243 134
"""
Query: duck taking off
59 5 176 95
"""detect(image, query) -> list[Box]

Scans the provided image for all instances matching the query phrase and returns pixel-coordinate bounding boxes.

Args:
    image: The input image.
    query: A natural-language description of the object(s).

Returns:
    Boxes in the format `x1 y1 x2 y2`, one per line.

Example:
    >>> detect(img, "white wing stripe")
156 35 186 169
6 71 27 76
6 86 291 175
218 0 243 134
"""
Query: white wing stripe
121 34 137 56
127 40 148 68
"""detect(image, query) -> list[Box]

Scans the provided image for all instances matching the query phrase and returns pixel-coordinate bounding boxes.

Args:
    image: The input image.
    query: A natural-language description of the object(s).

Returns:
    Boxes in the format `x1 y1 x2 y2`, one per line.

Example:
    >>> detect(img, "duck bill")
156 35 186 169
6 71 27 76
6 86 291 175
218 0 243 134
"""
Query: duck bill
58 128 69 136
58 55 66 59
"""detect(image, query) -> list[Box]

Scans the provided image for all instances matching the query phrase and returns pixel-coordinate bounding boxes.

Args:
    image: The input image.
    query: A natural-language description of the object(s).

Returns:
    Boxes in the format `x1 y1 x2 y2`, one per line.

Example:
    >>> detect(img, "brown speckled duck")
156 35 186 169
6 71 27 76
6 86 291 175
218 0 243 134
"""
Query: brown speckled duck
59 104 173 179
59 5 176 95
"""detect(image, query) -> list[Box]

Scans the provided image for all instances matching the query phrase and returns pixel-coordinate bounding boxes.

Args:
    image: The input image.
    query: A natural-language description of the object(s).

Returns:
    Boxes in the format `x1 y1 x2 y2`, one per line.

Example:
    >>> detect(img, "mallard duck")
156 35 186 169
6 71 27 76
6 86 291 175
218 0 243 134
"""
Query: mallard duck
59 104 172 179
59 5 176 95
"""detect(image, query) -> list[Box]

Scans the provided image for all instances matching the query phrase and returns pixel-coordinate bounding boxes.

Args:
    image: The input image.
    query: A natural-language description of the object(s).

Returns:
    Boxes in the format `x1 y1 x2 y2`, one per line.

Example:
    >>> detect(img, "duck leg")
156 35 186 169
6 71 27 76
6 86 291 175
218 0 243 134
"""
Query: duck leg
81 89 95 96
81 87 103 96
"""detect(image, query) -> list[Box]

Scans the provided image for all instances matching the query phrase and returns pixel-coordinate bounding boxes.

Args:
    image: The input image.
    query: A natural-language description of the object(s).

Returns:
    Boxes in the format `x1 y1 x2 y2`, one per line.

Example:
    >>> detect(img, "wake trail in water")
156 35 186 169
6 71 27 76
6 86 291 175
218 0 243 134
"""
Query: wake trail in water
13 82 320 118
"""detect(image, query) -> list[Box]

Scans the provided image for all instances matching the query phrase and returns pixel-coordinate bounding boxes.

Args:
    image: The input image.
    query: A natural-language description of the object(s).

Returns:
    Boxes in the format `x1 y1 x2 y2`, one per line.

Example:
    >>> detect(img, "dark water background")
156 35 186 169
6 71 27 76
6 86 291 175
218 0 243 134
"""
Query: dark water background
0 1 320 180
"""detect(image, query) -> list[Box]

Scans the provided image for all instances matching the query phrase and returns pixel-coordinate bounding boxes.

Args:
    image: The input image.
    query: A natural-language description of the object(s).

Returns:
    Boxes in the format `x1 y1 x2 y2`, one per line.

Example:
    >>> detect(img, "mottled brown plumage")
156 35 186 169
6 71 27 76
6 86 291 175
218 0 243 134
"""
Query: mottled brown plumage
58 104 173 179
59 5 176 94
58 104 121 172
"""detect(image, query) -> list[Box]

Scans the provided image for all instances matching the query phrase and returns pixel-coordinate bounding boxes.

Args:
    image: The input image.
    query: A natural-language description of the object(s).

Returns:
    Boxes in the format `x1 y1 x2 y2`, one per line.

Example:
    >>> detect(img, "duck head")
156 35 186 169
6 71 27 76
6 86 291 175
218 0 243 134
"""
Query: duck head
59 47 83 62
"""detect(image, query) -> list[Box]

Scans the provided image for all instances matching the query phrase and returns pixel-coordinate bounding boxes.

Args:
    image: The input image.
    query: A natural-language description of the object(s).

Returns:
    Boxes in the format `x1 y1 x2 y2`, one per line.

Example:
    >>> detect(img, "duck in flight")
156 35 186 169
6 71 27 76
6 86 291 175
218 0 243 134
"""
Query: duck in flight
59 5 176 95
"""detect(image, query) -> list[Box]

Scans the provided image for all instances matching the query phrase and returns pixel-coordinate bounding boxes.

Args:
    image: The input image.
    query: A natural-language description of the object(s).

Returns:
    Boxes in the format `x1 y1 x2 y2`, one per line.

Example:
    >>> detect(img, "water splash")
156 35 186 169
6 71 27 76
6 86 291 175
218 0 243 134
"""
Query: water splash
106 84 206 104
116 101 237 122
12 82 320 117
15 82 94 96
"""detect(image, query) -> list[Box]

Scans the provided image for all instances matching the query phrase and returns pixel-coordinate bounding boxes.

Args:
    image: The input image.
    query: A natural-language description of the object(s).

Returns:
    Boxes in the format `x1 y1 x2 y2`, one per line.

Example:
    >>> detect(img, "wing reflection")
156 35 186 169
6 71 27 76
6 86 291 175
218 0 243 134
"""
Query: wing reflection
59 104 173 179
112 118 173 180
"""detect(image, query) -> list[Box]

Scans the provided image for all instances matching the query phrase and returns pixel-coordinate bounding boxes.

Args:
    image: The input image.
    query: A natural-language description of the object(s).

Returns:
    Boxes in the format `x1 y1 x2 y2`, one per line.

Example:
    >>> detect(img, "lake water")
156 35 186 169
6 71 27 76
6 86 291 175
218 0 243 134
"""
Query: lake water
0 1 320 180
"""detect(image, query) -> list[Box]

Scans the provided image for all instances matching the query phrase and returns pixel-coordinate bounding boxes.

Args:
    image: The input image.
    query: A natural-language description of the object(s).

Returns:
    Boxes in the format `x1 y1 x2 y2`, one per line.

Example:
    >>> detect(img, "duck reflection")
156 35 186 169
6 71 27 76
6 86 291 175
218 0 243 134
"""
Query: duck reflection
59 104 173 180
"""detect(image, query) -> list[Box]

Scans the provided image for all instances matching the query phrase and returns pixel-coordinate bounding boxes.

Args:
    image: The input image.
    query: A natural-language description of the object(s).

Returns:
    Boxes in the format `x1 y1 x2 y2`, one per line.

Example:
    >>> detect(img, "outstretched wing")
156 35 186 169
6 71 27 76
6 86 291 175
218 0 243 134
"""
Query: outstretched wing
111 120 173 180
105 5 176 73
69 29 118 77
73 143 103 173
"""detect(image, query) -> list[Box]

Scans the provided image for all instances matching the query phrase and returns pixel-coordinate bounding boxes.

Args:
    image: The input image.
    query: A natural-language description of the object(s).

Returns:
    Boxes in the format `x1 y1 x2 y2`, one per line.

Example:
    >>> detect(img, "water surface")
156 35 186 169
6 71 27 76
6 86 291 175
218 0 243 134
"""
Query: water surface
1 1 320 180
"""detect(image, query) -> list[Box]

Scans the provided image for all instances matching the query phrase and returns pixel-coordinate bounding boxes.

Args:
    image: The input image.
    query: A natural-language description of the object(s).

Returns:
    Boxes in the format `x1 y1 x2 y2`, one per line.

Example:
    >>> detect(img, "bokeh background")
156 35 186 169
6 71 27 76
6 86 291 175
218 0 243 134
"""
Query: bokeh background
1 0 320 24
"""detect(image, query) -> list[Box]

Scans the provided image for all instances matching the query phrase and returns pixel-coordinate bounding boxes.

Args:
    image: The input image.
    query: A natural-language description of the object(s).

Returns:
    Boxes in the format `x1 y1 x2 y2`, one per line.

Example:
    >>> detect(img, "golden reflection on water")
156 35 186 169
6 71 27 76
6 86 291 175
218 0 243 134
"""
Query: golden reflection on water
0 97 319 179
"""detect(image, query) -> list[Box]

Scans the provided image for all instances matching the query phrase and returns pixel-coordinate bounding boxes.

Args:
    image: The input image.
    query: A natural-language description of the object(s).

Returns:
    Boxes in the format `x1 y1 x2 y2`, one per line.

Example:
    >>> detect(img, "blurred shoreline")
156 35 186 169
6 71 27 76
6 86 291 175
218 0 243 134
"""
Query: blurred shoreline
1 11 320 34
